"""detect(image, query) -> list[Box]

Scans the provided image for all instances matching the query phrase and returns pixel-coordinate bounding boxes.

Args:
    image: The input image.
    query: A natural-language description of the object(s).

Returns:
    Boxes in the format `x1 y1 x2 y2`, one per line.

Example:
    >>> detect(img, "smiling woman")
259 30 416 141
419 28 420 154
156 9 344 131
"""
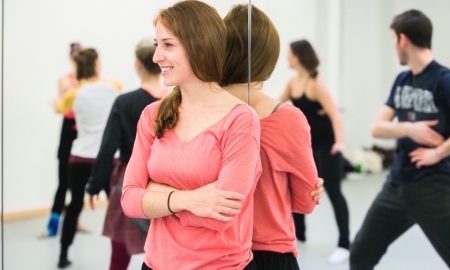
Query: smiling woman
120 1 260 270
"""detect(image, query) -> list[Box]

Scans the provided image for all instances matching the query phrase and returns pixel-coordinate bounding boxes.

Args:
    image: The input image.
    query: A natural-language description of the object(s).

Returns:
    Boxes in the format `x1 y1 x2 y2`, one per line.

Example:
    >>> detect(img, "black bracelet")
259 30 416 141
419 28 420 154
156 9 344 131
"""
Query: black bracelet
167 191 176 215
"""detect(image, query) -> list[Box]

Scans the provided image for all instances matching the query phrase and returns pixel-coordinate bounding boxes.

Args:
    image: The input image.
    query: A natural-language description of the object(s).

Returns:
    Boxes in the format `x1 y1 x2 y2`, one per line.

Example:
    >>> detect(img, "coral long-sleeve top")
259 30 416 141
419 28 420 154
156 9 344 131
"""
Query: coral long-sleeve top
252 104 318 256
121 102 262 270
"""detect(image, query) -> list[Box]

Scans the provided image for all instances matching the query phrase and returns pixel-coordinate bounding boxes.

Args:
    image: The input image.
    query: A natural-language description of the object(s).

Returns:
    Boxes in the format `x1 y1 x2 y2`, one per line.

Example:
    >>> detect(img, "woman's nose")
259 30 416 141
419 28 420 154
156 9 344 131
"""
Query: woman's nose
153 46 164 63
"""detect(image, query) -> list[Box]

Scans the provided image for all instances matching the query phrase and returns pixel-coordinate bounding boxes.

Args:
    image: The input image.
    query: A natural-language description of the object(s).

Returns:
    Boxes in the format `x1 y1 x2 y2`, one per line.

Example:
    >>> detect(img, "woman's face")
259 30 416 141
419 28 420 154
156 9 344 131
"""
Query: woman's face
152 22 195 87
287 48 300 69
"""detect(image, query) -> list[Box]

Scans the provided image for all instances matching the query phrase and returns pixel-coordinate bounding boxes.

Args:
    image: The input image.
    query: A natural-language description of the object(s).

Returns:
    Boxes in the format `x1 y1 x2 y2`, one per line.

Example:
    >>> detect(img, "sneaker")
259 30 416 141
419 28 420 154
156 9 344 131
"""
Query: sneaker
57 258 72 268
46 212 61 237
327 247 349 264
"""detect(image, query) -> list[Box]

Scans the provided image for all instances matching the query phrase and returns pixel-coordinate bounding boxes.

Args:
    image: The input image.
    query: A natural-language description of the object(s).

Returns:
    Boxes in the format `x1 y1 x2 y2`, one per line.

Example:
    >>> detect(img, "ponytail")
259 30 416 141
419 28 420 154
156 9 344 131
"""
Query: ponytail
155 86 182 138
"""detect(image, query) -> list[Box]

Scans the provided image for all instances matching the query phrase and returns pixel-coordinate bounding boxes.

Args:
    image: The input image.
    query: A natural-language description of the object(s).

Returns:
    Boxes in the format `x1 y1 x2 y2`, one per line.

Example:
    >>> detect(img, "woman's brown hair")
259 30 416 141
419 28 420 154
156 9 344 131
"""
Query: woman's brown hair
69 42 81 60
75 48 98 80
154 0 227 138
222 4 280 86
290 40 320 78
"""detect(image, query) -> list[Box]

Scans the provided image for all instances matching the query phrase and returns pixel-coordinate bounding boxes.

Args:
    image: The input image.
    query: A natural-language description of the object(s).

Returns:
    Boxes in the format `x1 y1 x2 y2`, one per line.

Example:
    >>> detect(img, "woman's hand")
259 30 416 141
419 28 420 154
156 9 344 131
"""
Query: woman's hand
330 142 345 155
310 178 324 204
176 182 245 222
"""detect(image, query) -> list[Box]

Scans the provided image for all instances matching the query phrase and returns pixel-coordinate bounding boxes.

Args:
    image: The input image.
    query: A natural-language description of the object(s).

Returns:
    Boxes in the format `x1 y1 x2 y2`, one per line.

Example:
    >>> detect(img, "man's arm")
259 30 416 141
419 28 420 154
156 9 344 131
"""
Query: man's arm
372 105 444 146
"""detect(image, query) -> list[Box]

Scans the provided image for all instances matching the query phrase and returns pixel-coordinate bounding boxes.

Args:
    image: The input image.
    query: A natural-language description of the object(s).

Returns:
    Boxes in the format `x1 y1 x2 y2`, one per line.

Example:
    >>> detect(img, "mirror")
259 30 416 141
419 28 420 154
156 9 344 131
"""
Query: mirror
252 0 450 269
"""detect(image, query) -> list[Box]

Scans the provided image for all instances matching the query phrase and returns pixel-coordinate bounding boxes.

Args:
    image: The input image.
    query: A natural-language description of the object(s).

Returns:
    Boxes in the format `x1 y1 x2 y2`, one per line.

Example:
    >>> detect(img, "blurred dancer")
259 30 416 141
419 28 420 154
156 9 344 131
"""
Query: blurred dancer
86 40 166 270
280 39 350 264
350 10 450 269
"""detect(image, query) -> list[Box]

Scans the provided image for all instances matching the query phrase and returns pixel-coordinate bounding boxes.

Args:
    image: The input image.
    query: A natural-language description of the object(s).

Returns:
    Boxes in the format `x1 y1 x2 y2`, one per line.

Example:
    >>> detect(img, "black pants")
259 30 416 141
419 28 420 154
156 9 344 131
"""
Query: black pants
293 145 350 248
350 174 450 269
253 250 300 270
141 259 257 270
60 160 93 253
51 118 77 214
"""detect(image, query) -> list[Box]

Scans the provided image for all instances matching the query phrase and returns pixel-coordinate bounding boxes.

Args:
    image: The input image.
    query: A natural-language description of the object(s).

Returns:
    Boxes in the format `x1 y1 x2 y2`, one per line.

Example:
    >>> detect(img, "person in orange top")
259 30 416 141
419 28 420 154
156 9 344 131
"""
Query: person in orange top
121 1 261 270
222 5 321 270
44 42 80 238
55 79 122 115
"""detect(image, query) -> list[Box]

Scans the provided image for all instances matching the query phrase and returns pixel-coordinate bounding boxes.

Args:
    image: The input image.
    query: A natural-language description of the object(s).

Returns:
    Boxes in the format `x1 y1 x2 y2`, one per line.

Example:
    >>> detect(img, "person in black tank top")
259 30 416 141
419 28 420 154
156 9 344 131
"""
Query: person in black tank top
280 39 351 264
290 95 335 148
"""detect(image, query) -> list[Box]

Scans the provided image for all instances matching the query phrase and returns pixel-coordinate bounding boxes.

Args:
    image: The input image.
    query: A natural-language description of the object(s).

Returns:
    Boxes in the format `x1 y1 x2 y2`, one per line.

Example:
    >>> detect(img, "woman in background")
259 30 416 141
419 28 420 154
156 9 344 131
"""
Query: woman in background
44 42 81 238
58 48 119 268
280 39 350 264
86 40 166 270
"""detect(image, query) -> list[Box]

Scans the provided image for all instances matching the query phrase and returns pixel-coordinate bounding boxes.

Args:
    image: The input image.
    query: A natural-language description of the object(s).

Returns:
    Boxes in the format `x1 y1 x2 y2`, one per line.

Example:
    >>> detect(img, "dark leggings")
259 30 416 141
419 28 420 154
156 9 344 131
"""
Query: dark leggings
350 176 450 269
51 118 77 214
59 159 93 258
293 145 350 249
141 259 257 270
253 250 300 270
110 241 131 270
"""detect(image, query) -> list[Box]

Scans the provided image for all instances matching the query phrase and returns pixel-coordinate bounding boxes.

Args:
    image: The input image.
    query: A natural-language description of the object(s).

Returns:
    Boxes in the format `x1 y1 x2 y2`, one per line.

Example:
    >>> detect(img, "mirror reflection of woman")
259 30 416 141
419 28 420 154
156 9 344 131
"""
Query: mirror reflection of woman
222 5 321 270
279 40 351 264
121 1 261 270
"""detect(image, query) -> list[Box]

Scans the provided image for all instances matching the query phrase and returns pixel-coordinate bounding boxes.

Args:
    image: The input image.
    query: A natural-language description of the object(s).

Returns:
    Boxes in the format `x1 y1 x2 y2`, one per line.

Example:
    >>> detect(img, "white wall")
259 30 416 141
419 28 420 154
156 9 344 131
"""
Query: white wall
339 0 394 149
252 0 319 98
3 0 246 213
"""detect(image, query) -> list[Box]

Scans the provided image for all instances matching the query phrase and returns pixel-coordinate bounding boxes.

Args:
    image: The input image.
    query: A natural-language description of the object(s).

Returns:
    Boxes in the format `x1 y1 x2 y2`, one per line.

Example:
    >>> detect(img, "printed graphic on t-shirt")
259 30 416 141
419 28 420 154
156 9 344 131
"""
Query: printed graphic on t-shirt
393 85 438 114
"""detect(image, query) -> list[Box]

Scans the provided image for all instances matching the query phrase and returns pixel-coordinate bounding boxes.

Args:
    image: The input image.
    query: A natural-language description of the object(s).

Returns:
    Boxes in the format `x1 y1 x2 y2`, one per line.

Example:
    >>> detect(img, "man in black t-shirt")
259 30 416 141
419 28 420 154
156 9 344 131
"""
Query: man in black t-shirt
350 9 450 269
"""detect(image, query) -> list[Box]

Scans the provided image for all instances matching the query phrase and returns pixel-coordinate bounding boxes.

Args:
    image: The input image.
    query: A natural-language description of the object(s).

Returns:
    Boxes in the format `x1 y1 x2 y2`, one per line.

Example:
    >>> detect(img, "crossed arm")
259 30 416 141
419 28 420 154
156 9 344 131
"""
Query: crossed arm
372 105 450 168
146 178 324 217
122 106 324 232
